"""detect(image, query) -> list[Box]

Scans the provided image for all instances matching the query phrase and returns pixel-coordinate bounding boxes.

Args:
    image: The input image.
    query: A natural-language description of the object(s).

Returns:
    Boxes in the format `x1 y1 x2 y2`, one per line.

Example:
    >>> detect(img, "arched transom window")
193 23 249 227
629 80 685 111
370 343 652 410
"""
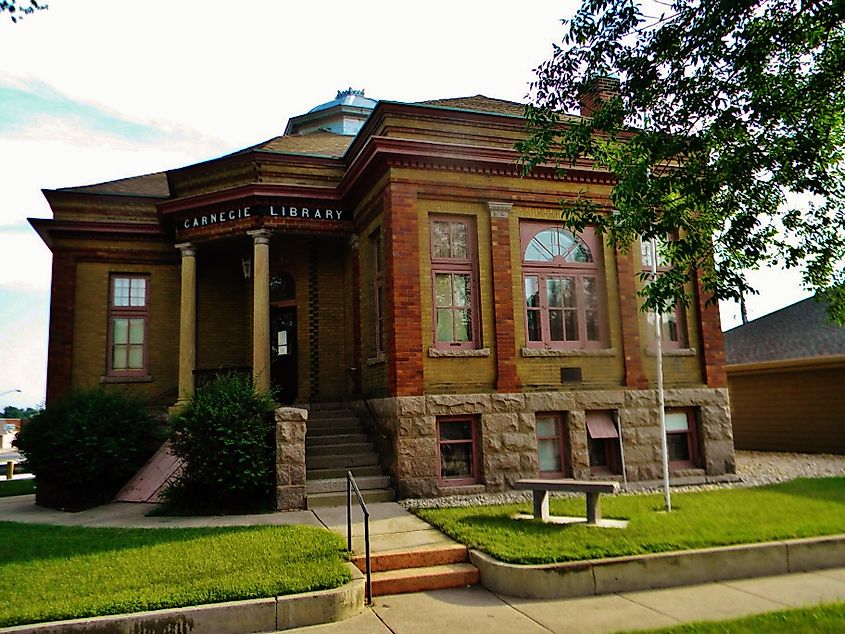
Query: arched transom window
521 223 606 349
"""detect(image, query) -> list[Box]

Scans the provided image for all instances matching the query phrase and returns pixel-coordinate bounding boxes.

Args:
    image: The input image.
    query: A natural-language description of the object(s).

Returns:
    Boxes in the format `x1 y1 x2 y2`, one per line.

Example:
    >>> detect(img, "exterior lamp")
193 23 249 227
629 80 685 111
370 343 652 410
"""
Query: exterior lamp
241 257 252 280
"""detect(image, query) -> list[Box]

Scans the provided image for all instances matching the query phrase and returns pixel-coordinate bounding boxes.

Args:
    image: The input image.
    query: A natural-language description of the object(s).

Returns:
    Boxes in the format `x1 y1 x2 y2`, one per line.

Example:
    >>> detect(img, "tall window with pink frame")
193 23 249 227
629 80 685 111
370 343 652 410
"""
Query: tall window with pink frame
430 216 478 349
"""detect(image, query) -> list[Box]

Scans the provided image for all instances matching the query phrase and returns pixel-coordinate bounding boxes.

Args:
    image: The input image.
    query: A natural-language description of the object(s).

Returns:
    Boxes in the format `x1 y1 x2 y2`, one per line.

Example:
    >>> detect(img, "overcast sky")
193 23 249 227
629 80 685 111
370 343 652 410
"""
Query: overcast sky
0 0 810 409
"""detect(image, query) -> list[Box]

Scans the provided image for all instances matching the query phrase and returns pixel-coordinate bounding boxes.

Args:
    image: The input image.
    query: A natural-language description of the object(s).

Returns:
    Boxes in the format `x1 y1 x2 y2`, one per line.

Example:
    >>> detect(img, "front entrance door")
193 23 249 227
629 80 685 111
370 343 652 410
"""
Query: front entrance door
270 306 297 404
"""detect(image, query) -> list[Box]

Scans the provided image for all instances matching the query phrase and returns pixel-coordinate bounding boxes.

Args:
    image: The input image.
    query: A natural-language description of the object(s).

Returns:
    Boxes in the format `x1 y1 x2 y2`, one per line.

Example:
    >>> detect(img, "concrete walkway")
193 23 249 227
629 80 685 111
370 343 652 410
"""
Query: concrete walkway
291 567 845 633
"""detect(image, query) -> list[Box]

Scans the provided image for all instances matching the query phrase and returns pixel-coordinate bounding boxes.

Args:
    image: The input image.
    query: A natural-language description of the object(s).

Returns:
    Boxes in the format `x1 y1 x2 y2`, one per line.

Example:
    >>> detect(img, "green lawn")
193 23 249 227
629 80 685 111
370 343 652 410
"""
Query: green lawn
0 522 351 628
630 602 845 633
0 478 35 497
415 478 845 564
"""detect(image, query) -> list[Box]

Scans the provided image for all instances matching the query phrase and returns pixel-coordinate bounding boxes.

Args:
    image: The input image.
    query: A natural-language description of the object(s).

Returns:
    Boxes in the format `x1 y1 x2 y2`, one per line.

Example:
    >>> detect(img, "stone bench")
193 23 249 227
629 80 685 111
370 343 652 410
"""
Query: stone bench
514 478 621 526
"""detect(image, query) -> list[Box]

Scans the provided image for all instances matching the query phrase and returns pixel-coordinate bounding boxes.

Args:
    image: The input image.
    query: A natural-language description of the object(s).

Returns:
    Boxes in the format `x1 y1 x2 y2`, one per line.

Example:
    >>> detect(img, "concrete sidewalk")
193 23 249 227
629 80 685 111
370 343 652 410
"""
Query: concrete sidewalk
291 567 845 633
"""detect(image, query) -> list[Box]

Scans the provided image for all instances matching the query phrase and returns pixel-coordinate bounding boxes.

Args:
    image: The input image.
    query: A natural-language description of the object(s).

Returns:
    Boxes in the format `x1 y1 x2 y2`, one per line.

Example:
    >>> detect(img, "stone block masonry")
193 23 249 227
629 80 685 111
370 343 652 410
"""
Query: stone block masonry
361 388 734 499
275 407 307 510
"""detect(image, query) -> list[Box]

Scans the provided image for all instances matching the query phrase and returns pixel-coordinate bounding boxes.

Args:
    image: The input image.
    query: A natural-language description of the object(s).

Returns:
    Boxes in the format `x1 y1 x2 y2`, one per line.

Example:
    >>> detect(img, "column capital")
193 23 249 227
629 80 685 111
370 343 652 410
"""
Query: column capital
175 242 196 257
349 234 360 250
247 229 272 245
487 201 513 219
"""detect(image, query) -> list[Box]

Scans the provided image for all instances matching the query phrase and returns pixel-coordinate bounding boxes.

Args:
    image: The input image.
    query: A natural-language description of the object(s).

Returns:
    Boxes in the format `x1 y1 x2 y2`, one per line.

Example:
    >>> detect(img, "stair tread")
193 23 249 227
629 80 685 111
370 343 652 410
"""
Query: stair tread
371 563 478 581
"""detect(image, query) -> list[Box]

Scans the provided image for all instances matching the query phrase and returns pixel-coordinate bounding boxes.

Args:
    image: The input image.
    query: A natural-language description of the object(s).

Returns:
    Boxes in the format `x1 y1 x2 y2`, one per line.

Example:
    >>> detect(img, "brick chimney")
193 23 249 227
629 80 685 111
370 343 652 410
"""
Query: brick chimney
578 76 621 118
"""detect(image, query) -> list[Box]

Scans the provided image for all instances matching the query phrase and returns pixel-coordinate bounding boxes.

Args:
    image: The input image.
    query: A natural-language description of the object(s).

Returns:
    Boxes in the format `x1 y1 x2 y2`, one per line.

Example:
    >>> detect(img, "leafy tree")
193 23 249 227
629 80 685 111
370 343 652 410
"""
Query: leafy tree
519 0 845 321
1 405 40 419
1 0 47 22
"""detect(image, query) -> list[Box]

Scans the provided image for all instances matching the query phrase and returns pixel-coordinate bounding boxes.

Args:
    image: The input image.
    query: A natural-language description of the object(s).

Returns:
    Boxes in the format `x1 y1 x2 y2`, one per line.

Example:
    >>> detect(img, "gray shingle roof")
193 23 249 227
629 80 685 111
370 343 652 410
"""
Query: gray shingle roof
723 296 845 364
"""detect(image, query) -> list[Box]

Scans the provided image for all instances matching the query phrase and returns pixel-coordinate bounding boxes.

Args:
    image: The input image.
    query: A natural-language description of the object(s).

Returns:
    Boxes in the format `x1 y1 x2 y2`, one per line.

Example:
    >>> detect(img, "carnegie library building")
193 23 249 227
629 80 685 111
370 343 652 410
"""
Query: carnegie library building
31 87 736 507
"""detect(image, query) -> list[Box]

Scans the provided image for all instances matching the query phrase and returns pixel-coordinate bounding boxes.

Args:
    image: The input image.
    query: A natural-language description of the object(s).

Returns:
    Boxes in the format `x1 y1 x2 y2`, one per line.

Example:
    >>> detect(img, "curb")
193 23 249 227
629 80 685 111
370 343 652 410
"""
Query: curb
1 563 364 634
470 533 845 599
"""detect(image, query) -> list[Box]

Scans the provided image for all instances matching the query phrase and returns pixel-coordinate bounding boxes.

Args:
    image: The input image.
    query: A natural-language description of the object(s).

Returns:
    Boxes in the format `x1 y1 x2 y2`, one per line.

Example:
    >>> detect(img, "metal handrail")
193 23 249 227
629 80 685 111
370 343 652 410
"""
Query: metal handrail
346 470 372 605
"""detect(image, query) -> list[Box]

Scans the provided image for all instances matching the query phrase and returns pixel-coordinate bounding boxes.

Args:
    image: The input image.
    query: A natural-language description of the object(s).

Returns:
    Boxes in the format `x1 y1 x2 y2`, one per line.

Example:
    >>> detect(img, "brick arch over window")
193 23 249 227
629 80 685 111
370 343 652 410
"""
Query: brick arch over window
520 223 608 349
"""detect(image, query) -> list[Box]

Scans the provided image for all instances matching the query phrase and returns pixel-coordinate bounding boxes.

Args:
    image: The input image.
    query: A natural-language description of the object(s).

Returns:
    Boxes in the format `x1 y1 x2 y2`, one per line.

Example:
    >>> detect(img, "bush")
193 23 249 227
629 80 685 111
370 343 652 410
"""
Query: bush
166 374 276 514
14 388 164 511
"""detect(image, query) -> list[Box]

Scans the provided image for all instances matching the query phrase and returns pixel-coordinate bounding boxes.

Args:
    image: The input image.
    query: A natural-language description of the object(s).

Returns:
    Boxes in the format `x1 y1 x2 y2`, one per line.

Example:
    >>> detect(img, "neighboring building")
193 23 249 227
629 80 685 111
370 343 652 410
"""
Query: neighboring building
31 87 735 506
725 296 845 454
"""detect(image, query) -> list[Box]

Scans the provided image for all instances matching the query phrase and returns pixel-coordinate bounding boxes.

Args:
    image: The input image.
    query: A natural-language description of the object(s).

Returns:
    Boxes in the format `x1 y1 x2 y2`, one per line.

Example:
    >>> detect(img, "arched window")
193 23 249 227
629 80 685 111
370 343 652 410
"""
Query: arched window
521 223 606 349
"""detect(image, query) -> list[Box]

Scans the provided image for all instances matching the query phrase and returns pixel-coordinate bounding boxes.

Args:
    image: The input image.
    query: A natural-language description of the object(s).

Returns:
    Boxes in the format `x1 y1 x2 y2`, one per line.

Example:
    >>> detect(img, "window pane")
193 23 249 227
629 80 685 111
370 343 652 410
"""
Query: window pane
524 276 539 308
127 345 144 369
112 344 128 370
570 242 593 263
538 438 561 472
440 443 473 478
665 311 680 342
527 310 541 341
667 433 690 462
113 278 130 306
564 310 579 341
434 274 452 307
452 274 470 307
549 309 564 340
665 412 690 432
130 278 146 306
536 416 558 438
454 309 471 341
561 277 576 308
440 420 472 441
128 319 144 345
433 221 451 258
113 318 129 344
583 276 598 308
436 309 454 341
451 222 468 258
585 309 600 341
547 278 562 307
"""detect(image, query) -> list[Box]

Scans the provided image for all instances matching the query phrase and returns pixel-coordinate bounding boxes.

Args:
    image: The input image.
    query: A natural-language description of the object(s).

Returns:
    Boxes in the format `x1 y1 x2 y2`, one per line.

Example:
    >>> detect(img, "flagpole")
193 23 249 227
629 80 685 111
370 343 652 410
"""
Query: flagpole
652 237 672 512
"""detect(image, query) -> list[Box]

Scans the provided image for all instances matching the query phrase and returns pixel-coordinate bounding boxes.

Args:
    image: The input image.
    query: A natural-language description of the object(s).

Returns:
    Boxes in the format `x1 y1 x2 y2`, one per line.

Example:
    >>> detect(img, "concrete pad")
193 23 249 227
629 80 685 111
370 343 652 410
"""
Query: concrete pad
313 502 433 536
503 593 678 634
353 529 457 554
621 581 785 622
513 513 628 529
373 586 549 634
722 571 845 606
279 609 391 633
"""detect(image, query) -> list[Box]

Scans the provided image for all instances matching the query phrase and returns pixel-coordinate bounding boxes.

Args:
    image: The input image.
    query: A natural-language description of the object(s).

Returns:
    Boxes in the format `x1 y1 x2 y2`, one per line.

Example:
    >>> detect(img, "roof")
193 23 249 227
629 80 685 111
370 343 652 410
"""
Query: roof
254 130 355 158
56 171 170 198
724 296 845 364
417 95 526 117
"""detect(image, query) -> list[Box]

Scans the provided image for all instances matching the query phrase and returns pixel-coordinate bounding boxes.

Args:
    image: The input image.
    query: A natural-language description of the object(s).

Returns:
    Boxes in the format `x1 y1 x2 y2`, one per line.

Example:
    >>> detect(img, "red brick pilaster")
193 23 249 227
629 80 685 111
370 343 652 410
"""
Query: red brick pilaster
46 251 76 405
488 202 520 392
384 183 424 396
694 271 728 387
615 247 648 389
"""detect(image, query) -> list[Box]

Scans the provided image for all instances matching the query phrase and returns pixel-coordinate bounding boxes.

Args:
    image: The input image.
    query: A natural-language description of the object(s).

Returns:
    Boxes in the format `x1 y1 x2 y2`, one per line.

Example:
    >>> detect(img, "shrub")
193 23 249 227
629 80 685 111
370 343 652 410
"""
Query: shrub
166 374 276 514
14 388 164 511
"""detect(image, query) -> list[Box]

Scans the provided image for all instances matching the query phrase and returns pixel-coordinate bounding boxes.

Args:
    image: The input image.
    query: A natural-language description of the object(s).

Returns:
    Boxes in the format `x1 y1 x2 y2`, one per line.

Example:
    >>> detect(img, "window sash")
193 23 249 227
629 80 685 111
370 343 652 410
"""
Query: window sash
108 276 149 376
665 409 698 467
437 417 479 485
523 272 602 348
536 414 567 475
371 231 385 356
430 216 477 349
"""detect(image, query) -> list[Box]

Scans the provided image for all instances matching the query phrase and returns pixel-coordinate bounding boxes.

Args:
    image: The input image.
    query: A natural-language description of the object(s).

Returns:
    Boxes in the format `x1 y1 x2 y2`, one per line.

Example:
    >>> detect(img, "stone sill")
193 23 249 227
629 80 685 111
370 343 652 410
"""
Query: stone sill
436 484 487 496
521 347 616 358
100 375 153 384
366 354 386 366
428 347 491 358
646 348 697 357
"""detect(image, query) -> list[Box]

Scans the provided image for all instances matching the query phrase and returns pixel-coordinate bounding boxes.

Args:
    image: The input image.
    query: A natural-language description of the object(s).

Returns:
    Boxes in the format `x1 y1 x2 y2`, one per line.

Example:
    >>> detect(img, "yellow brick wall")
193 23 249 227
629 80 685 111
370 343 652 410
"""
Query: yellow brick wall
73 260 180 402
196 251 249 369
316 237 352 401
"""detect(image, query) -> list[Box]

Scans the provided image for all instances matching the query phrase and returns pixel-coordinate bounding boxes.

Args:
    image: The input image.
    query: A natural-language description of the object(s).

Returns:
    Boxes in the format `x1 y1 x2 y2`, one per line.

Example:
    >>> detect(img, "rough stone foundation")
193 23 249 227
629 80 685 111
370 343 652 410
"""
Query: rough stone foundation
275 407 307 510
358 388 734 499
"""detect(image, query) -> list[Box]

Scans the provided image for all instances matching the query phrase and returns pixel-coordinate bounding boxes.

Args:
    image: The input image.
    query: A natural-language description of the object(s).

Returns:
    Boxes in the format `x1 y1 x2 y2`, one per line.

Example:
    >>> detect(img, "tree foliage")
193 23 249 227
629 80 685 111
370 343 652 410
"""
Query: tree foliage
1 0 47 22
519 0 845 321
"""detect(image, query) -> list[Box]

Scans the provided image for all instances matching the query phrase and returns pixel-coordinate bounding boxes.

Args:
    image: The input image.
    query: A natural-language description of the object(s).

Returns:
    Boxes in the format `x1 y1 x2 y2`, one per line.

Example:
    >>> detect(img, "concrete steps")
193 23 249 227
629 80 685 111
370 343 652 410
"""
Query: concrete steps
352 545 479 596
305 406 393 507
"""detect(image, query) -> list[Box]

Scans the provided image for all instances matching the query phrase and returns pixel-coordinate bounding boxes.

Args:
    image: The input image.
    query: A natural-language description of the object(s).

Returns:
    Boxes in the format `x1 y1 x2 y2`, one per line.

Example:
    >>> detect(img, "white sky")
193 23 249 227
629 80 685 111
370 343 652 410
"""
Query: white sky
0 0 810 408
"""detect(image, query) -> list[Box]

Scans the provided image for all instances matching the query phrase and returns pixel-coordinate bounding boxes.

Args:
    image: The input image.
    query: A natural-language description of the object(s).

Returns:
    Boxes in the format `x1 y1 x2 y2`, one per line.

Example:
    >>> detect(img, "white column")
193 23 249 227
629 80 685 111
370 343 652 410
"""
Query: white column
175 242 196 406
248 229 272 392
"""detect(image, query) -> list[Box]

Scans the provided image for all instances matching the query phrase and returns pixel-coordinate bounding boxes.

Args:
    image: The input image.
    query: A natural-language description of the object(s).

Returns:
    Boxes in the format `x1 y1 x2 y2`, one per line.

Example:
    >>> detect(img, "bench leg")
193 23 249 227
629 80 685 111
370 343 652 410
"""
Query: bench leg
586 492 601 525
533 490 550 522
